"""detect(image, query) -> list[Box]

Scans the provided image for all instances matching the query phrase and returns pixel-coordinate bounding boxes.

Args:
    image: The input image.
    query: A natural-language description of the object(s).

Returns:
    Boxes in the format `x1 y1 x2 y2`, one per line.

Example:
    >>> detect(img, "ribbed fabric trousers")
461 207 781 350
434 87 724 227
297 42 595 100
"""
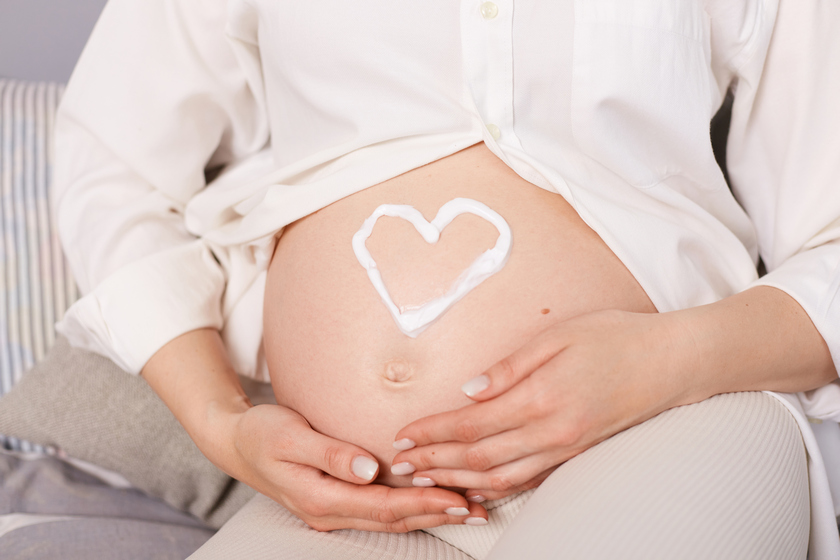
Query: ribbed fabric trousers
189 392 810 560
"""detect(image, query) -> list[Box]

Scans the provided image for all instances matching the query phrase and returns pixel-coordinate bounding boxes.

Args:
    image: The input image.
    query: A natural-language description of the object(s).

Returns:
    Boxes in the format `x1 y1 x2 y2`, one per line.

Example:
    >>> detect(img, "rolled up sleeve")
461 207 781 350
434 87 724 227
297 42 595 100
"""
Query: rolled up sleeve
53 0 268 373
726 0 840 374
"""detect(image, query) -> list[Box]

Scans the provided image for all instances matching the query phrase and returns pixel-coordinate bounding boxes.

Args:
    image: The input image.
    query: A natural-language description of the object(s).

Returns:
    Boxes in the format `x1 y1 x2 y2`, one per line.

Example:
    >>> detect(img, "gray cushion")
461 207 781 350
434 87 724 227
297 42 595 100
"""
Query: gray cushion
0 336 255 528
0 449 215 559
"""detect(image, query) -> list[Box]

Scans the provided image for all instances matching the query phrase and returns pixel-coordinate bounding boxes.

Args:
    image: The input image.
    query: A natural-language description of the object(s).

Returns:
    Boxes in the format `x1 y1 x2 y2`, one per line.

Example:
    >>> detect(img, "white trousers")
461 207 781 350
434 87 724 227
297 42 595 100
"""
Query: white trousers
189 392 809 560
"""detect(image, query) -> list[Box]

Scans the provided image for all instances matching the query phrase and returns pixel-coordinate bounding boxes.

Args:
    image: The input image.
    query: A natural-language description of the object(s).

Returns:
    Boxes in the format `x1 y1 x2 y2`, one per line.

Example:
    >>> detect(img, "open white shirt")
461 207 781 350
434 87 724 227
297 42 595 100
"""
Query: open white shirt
53 0 840 555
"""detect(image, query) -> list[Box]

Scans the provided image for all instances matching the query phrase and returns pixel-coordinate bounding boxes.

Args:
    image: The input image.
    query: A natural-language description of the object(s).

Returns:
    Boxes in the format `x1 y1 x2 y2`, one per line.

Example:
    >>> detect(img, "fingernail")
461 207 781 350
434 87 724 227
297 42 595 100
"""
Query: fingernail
445 507 470 516
351 456 378 481
412 477 436 487
465 517 489 526
393 438 416 451
390 462 416 476
461 374 490 397
466 495 486 503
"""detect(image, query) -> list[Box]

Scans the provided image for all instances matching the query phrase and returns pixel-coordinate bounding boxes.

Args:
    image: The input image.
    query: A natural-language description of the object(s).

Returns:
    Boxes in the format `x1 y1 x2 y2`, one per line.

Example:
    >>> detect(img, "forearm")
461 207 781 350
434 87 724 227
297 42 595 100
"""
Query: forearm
674 286 838 403
140 328 252 474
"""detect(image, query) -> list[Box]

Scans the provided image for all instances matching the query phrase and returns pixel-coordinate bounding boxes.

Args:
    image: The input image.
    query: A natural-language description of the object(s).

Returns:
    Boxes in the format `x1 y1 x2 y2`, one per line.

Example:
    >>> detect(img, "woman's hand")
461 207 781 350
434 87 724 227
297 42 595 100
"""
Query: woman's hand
142 328 487 532
392 286 839 502
391 309 698 502
224 402 488 531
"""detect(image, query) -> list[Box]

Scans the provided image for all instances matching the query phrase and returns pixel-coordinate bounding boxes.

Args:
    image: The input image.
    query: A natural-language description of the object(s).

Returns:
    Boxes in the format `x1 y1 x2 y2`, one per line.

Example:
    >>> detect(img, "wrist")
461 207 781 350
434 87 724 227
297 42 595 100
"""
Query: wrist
189 394 253 476
646 309 711 407
664 286 837 399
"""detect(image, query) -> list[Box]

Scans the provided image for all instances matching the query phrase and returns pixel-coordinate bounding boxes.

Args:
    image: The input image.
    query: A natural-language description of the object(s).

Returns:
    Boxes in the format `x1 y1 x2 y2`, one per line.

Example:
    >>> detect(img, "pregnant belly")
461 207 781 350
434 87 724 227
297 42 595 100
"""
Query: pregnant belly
263 143 656 487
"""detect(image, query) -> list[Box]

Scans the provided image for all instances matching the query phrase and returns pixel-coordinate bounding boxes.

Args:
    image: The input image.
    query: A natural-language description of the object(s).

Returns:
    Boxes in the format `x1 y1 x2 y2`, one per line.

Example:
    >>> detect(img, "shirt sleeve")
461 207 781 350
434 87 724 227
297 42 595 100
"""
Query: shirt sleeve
53 0 269 374
725 0 840 374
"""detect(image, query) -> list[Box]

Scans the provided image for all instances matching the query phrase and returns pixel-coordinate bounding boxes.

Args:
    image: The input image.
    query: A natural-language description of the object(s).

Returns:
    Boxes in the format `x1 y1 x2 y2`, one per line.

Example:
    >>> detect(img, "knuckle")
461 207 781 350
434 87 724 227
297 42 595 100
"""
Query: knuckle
409 425 432 446
303 501 331 520
412 454 434 471
371 493 400 524
455 418 481 442
489 472 516 493
553 422 584 448
530 393 555 418
322 444 345 474
494 357 518 385
299 491 332 519
464 446 492 471
385 519 411 533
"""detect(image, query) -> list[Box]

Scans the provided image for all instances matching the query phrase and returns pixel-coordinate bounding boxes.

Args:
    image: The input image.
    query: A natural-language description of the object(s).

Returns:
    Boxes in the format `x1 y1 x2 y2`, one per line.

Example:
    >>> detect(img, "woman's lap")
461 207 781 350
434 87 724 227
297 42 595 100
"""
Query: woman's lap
486 391 809 560
188 392 809 560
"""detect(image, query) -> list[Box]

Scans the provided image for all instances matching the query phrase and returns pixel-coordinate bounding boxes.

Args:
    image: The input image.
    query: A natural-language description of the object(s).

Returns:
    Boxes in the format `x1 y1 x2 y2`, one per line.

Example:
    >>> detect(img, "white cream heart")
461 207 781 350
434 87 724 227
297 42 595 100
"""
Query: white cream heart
352 198 512 337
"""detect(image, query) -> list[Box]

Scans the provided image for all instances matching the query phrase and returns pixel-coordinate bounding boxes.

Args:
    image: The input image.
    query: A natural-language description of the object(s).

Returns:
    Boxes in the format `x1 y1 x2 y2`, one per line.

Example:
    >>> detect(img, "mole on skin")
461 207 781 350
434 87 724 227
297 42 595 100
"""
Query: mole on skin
383 359 414 383
541 308 551 315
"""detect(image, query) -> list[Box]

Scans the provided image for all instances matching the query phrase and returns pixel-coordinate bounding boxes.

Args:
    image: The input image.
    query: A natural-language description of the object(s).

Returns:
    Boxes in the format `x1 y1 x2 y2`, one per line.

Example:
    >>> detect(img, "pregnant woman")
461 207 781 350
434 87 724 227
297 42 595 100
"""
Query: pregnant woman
53 0 840 558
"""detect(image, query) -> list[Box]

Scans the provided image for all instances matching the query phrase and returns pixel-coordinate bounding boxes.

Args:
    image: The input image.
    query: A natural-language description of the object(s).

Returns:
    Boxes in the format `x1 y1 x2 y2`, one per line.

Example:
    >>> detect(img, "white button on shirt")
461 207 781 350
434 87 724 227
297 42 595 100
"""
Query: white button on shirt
52 1 840 554
480 2 499 19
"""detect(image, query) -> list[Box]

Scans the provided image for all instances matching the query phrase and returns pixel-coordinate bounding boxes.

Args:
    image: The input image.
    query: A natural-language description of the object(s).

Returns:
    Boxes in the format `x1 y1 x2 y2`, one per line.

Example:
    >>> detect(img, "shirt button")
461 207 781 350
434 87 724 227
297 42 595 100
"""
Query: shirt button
486 123 501 140
480 2 499 19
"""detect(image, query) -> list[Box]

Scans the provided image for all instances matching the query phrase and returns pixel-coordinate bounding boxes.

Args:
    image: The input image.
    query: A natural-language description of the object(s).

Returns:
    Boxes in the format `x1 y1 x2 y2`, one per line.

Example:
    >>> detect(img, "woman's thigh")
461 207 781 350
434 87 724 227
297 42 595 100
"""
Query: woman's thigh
486 391 810 560
186 492 474 560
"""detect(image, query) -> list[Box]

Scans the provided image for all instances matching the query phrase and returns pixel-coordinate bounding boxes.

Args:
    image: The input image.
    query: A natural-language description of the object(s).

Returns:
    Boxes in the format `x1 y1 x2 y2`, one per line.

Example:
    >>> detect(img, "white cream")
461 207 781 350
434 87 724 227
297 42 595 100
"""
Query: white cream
352 198 512 338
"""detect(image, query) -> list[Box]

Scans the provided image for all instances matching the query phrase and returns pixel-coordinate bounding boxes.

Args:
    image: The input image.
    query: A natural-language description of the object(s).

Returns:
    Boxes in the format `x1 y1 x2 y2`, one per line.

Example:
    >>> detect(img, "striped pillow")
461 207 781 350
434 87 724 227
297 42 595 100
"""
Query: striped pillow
0 79 78 452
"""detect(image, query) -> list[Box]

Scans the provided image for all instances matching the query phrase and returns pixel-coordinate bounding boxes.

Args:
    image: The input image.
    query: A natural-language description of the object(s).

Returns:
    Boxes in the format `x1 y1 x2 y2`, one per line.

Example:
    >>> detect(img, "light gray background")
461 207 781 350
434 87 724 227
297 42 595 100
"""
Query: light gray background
0 0 108 83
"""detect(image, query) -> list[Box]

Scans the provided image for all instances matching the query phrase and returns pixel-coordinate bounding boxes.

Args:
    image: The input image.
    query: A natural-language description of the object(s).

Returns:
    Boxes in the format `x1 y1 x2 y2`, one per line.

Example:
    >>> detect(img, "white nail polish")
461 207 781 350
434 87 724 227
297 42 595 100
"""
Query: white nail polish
390 462 416 476
445 507 470 516
466 495 486 503
393 438 416 451
412 477 436 487
465 517 489 526
461 374 490 397
351 456 378 481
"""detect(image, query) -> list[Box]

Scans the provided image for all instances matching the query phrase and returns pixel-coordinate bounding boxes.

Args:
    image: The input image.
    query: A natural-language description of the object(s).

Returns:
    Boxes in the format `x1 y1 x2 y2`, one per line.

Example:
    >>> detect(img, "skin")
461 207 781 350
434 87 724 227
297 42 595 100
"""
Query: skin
142 272 838 532
391 286 838 501
260 144 659 490
140 149 837 532
142 328 488 531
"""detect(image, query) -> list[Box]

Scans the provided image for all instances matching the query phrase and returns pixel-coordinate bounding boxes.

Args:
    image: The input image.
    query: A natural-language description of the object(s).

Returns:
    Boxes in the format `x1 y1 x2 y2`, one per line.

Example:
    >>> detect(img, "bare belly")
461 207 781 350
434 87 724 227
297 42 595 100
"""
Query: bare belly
264 143 656 487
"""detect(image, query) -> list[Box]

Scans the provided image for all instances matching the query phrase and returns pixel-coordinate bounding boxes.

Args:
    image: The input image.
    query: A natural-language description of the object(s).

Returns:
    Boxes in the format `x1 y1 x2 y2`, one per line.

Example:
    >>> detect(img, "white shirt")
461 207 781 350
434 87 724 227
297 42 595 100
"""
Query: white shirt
52 0 840 555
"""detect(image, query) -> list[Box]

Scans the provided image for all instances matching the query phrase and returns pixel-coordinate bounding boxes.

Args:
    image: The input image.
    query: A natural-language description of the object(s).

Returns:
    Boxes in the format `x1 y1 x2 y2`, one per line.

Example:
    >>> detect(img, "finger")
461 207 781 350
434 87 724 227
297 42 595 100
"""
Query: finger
279 424 382 485
465 467 556 503
374 501 489 531
461 326 567 401
412 455 554 494
314 501 489 533
310 478 482 524
392 431 532 473
394 396 528 448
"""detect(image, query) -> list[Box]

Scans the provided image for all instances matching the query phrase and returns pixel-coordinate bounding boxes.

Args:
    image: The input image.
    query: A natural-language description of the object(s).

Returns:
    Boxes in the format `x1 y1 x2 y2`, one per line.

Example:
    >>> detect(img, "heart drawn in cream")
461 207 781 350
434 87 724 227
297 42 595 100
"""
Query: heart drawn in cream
352 198 512 338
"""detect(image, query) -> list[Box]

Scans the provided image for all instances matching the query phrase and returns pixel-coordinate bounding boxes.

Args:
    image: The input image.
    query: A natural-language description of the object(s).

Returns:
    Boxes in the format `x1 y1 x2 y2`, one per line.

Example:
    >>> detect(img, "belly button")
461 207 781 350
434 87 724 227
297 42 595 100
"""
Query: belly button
383 360 414 383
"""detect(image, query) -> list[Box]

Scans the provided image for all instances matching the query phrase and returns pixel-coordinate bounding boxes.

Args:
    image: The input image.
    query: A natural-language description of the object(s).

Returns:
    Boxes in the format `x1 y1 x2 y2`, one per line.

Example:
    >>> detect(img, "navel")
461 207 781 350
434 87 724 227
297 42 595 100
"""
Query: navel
382 359 414 383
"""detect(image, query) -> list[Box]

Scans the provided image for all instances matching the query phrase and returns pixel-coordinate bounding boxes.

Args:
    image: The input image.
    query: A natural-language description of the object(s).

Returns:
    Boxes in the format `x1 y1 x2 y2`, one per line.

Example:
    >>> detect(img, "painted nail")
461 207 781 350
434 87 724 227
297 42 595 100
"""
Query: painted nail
390 462 416 476
412 477 436 487
445 507 470 516
393 438 416 451
465 517 489 526
461 374 490 397
351 456 378 481
466 495 486 503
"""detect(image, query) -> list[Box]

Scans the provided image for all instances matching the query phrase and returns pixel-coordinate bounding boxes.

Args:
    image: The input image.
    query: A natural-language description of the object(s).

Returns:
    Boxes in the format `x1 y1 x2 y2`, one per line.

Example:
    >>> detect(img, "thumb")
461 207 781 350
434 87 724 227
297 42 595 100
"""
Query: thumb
290 428 381 485
461 327 563 401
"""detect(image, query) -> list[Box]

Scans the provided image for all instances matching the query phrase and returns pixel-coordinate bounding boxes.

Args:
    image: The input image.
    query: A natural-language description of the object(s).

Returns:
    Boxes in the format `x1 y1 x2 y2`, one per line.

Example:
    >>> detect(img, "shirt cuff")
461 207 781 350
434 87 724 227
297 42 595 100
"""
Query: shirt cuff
747 242 840 418
56 240 226 374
